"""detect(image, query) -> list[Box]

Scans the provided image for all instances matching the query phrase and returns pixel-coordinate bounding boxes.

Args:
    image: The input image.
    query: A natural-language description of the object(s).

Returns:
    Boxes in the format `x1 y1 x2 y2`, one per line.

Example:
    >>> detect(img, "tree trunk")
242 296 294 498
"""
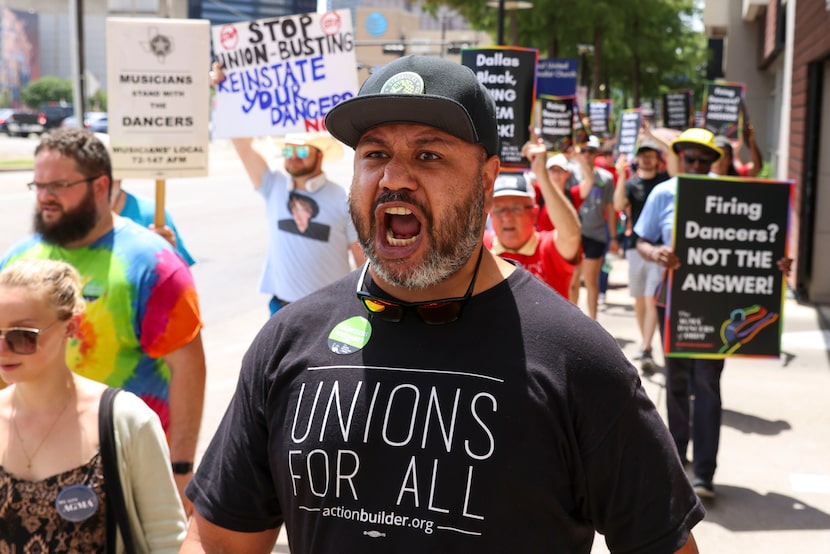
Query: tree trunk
592 25 602 99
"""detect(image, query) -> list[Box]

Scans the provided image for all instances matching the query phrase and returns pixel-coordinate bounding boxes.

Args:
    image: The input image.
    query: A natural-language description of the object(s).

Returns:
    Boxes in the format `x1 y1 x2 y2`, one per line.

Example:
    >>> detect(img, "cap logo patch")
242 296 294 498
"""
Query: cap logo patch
380 72 425 95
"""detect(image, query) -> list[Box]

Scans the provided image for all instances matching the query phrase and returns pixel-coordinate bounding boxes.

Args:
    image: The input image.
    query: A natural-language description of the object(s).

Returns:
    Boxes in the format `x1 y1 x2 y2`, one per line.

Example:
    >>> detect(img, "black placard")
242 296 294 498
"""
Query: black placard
666 176 791 359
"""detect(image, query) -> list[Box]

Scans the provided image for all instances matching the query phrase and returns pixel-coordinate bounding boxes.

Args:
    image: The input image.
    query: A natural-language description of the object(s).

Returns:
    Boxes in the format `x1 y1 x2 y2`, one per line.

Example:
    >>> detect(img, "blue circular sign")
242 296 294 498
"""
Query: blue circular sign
365 12 388 37
55 484 100 522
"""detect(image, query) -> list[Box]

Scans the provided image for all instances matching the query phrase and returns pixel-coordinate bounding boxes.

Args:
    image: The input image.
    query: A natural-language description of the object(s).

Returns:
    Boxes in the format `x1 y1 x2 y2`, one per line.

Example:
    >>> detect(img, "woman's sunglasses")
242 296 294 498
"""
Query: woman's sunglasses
282 145 311 159
0 321 58 355
356 247 484 325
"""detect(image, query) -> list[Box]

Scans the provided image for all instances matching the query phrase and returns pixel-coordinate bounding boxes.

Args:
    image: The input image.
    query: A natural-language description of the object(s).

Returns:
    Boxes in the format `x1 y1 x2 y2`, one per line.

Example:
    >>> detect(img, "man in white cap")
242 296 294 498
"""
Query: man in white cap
484 139 581 298
211 63 364 315
185 56 703 554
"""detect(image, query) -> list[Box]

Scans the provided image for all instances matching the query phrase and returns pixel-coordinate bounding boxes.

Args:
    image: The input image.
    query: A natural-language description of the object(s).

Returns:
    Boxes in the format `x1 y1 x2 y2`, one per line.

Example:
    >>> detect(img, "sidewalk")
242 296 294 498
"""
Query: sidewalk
588 254 830 553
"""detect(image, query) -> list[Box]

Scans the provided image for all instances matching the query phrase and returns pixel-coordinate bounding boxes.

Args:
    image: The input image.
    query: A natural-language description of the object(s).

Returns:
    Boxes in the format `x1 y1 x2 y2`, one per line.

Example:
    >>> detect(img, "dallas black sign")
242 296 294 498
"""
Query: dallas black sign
462 47 537 168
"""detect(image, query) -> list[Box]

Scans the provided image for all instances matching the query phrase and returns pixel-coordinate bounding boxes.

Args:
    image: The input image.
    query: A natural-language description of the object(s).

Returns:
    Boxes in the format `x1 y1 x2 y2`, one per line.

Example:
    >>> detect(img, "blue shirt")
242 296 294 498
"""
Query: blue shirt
633 176 677 246
119 191 196 266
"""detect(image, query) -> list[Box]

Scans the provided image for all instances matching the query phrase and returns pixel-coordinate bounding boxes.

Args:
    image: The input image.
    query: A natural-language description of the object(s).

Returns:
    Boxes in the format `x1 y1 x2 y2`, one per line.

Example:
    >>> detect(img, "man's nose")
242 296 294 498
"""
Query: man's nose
379 157 417 191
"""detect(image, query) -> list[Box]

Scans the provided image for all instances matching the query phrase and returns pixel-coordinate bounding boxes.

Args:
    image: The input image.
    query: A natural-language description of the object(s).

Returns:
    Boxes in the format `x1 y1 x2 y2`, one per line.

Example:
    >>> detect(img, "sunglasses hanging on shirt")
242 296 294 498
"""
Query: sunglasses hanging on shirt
356 247 484 325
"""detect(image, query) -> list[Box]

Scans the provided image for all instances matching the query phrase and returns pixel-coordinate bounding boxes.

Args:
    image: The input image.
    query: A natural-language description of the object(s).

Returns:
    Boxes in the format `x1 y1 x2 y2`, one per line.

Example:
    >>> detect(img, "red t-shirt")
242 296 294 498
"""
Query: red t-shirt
484 230 576 298
533 181 583 233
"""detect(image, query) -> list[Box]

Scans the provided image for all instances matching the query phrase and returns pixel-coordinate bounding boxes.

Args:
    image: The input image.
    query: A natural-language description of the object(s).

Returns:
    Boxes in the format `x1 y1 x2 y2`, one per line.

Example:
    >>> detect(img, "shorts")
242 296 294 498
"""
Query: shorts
626 248 664 297
581 236 606 259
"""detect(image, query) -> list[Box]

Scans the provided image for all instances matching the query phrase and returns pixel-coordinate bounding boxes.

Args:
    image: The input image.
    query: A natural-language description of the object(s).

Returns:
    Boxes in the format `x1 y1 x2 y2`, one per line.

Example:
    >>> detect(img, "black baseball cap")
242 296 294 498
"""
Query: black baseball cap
325 55 499 157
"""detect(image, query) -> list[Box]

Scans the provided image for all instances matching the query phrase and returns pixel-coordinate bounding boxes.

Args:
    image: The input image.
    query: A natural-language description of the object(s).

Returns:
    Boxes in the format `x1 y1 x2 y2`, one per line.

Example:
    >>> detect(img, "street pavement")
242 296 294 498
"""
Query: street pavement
591 259 830 553
1 136 828 552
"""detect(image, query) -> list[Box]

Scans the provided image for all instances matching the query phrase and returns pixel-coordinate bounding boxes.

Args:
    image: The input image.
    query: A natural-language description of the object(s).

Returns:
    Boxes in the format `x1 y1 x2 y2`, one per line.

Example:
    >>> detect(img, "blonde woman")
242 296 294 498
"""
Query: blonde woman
0 259 186 553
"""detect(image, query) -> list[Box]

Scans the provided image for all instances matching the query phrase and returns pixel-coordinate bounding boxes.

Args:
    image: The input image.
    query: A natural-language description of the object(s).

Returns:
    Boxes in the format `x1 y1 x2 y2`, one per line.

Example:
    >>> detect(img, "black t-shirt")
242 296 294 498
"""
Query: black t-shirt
187 266 703 553
626 171 670 234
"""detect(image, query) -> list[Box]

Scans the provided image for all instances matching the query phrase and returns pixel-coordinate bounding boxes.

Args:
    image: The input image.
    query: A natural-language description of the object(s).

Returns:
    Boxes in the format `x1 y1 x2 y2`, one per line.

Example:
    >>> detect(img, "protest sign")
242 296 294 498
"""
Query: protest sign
615 109 642 158
588 99 612 139
210 10 358 138
462 47 537 168
662 90 693 130
665 176 791 358
536 58 578 97
538 95 574 153
106 18 211 179
703 81 744 139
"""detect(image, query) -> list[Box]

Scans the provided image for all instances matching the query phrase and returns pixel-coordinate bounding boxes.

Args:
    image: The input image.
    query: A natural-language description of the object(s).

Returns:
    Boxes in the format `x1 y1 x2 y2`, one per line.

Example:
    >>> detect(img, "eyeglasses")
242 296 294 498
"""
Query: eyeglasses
282 145 311 159
682 154 715 166
27 176 98 196
0 321 58 355
582 148 598 155
491 204 534 218
356 247 484 325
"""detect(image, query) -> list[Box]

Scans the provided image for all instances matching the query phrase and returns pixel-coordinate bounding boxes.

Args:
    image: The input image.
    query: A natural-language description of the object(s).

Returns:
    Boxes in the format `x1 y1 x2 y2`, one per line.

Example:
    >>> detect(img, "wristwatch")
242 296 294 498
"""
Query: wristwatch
171 461 194 474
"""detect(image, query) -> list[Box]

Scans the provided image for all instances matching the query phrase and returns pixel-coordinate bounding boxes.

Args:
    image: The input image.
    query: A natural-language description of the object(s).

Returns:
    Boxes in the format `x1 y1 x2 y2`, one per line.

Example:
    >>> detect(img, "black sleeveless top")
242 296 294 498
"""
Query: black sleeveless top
0 452 107 552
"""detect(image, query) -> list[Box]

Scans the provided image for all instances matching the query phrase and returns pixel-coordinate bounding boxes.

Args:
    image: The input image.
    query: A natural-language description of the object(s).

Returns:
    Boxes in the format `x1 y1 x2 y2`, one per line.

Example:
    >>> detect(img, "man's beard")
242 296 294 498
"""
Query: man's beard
350 175 485 290
34 185 99 246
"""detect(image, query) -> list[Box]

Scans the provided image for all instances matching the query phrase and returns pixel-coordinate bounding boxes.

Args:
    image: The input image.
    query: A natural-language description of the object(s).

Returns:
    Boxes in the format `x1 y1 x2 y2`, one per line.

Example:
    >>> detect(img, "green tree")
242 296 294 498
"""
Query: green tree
423 0 706 110
89 89 107 111
20 76 73 108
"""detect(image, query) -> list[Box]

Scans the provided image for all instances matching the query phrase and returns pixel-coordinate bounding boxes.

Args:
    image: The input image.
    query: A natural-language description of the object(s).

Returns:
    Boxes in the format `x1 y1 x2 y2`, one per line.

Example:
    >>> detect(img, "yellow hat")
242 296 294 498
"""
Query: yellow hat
670 128 723 160
274 132 343 163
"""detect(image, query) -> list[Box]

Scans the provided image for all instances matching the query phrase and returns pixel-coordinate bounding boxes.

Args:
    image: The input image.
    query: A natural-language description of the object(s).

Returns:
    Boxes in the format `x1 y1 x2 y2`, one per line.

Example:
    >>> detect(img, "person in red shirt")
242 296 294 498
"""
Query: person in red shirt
484 141 581 298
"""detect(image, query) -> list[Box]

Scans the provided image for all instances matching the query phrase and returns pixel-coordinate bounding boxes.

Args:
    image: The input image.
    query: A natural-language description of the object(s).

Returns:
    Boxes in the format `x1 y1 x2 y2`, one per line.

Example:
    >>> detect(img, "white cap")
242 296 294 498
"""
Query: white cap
545 153 570 171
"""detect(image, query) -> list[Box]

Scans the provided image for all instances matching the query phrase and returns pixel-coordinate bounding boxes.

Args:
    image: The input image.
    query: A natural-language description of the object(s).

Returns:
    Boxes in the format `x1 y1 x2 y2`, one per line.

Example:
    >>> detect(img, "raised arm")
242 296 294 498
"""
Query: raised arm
230 138 270 190
522 139 581 263
613 154 630 212
575 149 596 200
642 120 678 177
743 121 763 177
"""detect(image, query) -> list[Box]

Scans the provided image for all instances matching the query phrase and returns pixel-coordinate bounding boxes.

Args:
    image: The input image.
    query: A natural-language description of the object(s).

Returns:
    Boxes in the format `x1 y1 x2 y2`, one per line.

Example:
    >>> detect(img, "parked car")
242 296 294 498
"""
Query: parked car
3 108 42 137
0 108 35 135
61 111 108 133
6 103 74 137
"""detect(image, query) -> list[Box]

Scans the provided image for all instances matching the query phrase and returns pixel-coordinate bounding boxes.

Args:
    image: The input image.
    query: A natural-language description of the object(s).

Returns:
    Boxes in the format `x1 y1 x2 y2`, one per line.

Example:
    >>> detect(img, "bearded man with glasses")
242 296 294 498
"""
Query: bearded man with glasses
183 56 703 554
210 63 364 316
1 127 206 514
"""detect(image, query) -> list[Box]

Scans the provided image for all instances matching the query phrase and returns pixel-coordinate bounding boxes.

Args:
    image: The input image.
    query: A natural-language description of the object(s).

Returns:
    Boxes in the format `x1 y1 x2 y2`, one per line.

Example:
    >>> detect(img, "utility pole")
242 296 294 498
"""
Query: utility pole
69 0 86 122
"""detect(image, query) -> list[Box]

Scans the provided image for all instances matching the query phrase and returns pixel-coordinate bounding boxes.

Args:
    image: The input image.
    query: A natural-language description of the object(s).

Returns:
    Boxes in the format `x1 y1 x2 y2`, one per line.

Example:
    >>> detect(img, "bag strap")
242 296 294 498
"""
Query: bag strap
99 387 137 554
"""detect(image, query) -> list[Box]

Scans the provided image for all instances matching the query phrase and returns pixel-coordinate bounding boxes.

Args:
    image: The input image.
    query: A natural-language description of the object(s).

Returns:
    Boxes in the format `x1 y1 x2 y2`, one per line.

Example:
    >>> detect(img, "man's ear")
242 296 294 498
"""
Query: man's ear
93 175 111 203
481 154 501 213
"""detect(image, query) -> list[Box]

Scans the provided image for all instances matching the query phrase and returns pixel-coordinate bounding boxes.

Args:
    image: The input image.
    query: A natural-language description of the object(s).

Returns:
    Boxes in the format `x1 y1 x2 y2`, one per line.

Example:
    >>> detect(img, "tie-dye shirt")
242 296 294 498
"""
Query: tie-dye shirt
1 218 202 430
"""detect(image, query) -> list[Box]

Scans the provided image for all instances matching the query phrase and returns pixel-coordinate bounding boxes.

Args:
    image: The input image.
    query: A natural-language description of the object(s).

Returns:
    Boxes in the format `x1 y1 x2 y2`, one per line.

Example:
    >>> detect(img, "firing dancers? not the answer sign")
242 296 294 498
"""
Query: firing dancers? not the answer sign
666 176 791 359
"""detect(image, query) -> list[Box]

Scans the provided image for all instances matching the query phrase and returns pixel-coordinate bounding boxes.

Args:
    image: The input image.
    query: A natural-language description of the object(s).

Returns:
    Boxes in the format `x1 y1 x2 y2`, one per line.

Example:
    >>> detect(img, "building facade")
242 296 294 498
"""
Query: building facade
704 0 830 303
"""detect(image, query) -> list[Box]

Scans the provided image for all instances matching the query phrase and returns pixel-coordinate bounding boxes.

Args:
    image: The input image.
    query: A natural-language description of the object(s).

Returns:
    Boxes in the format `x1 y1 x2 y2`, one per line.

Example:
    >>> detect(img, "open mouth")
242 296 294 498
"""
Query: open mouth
384 206 421 247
